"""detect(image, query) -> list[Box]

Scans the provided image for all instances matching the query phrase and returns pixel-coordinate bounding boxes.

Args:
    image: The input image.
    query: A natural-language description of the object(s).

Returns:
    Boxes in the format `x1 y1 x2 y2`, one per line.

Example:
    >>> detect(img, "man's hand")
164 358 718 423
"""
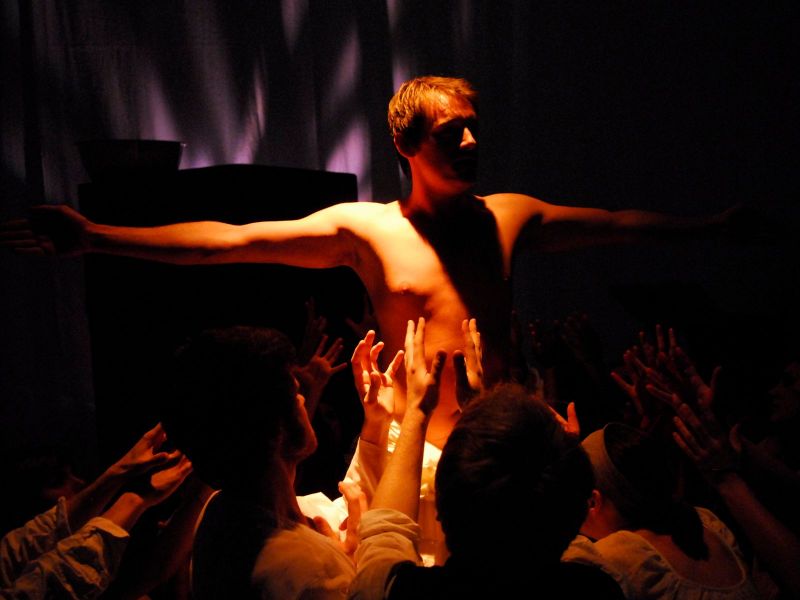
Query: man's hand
351 329 403 428
337 480 368 558
106 423 181 480
344 291 380 339
294 333 346 418
548 402 580 439
404 318 446 419
454 318 484 409
138 454 194 509
671 397 738 480
0 204 91 256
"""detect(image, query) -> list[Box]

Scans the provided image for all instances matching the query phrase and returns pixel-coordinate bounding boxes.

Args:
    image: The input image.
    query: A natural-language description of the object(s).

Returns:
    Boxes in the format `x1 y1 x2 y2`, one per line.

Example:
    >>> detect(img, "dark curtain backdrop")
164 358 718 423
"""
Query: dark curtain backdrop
1 1 798 466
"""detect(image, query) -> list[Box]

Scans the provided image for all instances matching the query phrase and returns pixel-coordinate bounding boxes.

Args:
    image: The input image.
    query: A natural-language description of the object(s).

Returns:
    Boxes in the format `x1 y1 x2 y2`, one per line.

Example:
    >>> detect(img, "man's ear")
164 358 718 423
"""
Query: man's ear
394 134 418 159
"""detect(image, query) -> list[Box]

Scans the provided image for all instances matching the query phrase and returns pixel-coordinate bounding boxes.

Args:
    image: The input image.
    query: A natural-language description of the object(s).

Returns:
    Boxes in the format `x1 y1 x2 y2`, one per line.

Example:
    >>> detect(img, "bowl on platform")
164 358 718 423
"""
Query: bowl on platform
77 139 185 182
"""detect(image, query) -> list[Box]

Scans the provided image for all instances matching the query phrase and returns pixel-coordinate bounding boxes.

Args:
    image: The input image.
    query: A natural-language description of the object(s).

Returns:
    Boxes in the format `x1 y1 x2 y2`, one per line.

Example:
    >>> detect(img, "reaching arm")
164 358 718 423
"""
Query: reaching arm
341 330 403 506
1 202 358 268
672 404 800 597
64 423 179 532
370 318 445 520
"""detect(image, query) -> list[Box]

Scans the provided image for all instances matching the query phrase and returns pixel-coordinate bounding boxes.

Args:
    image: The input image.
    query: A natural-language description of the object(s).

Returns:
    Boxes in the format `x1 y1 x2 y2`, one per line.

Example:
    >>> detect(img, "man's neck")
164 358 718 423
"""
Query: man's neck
228 461 305 525
401 189 474 219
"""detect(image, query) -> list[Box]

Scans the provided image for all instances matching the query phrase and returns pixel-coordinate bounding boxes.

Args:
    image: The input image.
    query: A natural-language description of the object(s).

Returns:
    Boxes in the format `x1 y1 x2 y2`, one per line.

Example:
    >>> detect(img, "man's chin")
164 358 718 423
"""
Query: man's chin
453 161 478 183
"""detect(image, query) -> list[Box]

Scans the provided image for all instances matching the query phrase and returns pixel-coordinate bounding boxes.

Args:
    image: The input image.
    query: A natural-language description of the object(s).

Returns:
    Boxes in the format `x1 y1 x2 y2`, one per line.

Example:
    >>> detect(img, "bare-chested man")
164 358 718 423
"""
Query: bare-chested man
1 76 734 448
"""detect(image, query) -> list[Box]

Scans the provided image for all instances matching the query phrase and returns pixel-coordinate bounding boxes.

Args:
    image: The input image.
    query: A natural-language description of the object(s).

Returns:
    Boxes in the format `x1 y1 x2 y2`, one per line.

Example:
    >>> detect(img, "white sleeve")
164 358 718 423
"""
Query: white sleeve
342 439 389 507
349 509 421 600
0 498 72 587
1 516 129 600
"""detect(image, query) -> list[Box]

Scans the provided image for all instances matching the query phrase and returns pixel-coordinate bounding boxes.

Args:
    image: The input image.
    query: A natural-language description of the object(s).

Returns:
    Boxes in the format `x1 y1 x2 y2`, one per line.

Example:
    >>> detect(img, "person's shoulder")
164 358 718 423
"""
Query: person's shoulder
482 192 539 205
319 199 399 223
480 194 556 232
482 193 552 214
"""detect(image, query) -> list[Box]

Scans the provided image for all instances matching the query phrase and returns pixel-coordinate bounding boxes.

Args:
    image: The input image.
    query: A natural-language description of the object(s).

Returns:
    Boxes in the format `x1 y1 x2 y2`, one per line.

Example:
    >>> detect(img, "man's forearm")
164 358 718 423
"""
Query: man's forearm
371 411 428 520
86 221 244 264
64 469 126 532
534 201 727 252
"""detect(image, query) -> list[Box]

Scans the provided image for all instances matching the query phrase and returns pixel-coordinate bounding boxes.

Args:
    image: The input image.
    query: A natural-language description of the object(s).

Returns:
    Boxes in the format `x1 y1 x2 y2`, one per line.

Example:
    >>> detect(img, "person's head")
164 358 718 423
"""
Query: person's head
435 383 593 570
161 326 316 489
581 423 708 560
388 76 479 187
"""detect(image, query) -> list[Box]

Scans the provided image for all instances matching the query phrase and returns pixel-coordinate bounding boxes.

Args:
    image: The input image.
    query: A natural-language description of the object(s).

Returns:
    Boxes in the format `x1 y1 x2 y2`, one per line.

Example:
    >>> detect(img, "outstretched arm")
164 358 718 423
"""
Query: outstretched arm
1 202 357 268
495 193 741 253
673 400 800 598
65 423 179 532
542 205 725 251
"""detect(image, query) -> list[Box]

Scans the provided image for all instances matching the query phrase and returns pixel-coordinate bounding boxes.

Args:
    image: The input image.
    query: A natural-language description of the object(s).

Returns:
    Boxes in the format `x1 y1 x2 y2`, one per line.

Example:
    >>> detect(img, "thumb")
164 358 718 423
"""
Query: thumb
312 516 337 541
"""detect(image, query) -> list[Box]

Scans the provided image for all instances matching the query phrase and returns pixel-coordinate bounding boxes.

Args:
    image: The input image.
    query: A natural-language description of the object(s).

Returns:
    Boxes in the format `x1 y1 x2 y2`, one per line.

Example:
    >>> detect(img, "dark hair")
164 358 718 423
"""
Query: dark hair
435 383 593 569
388 76 478 177
160 326 299 489
603 423 709 560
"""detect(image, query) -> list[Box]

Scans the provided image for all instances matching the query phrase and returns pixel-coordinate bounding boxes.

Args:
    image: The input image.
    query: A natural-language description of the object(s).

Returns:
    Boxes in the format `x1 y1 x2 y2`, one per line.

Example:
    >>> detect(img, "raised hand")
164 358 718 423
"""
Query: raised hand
453 318 484 409
671 395 738 480
294 327 347 419
351 329 403 443
404 318 446 418
611 348 658 431
548 402 580 439
107 423 181 479
139 454 194 508
0 205 90 256
611 325 692 432
337 480 368 557
344 291 380 339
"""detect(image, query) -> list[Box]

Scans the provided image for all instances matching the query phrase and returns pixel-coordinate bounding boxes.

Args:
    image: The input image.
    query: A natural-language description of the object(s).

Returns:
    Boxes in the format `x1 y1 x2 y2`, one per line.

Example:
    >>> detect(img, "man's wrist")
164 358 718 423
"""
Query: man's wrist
706 461 741 486
102 492 147 532
360 417 390 447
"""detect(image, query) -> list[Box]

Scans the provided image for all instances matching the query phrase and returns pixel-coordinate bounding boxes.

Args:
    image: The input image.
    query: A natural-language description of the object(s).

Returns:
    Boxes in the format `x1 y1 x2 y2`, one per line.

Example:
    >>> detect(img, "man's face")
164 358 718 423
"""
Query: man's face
411 93 479 190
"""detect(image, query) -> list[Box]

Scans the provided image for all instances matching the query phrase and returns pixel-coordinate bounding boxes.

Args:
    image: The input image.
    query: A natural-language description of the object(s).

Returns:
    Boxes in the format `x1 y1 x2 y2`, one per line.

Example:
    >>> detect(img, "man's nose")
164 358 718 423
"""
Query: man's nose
461 127 477 149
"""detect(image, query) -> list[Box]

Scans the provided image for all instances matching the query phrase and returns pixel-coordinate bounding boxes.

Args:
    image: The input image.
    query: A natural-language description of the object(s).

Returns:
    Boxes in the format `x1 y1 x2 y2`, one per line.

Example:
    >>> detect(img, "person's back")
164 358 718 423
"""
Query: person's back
192 490 354 600
161 326 355 599
381 558 625 600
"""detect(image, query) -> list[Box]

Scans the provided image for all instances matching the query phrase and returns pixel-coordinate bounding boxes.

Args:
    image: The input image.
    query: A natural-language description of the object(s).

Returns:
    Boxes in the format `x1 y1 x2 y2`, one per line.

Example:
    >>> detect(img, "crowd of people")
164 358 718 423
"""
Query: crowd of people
3 309 798 599
1 76 797 598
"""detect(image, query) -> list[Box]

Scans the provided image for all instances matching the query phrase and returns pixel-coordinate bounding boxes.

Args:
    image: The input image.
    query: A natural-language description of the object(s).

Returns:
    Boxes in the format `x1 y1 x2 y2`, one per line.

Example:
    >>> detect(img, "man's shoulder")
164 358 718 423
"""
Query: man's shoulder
480 193 553 229
323 200 398 221
482 192 545 208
